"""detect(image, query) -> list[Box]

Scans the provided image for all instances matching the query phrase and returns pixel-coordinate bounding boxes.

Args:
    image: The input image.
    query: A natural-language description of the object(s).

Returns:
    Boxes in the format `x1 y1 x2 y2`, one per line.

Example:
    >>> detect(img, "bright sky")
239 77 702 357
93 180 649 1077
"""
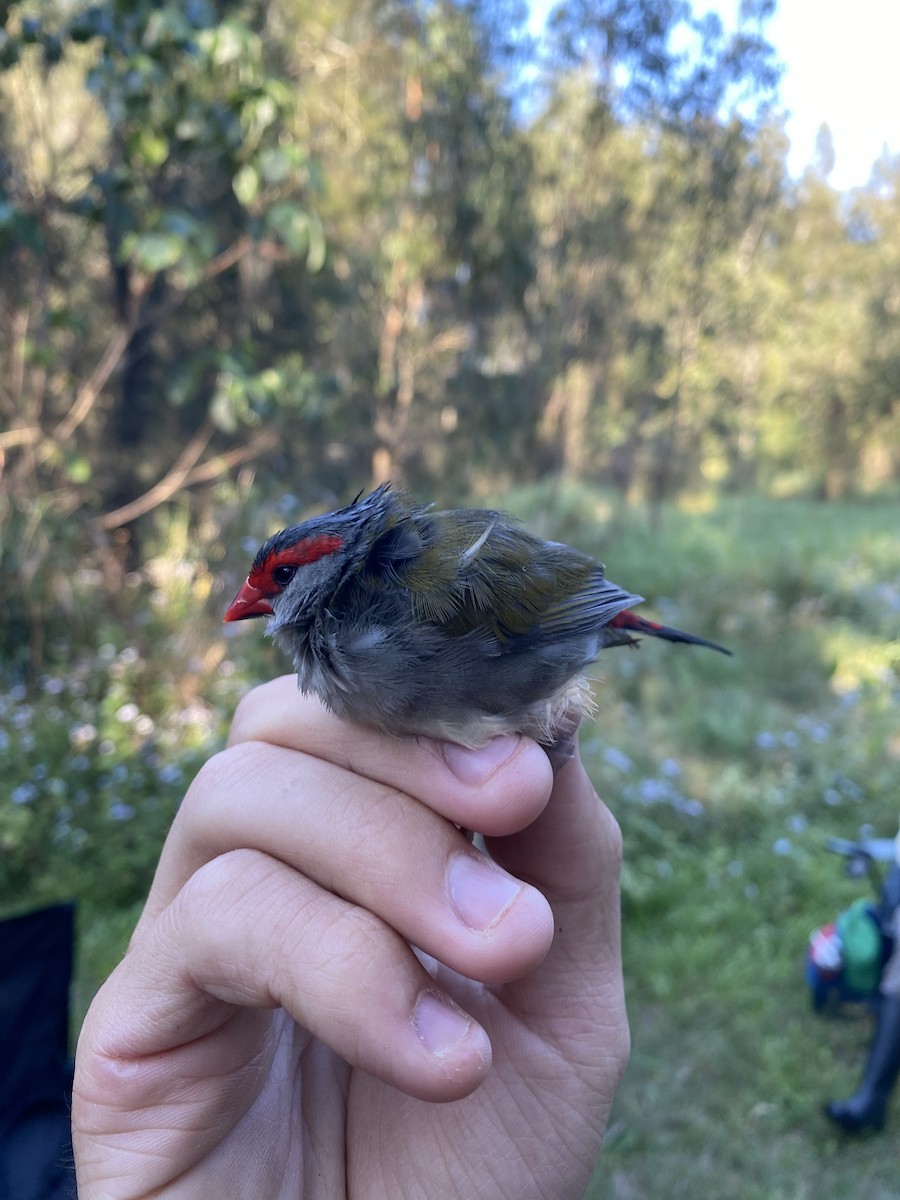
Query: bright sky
530 0 900 192
728 0 900 190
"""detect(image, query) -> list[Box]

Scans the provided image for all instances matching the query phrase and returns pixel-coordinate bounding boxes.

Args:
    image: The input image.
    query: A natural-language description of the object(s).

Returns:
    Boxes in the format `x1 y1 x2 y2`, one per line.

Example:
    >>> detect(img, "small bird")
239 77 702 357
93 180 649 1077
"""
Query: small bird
224 484 729 749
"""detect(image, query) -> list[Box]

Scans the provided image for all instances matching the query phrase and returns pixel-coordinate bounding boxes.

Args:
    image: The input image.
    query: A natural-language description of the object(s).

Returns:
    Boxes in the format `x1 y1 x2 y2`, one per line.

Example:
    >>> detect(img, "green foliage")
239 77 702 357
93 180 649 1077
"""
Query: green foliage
2 4 899 1188
0 470 295 917
0 0 328 661
1 0 898 611
0 573 237 914
559 491 899 1200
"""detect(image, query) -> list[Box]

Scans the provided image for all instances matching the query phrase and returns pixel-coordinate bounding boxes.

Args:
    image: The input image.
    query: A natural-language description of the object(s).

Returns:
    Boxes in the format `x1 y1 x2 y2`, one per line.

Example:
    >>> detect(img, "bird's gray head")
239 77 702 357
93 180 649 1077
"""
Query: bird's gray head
223 485 399 630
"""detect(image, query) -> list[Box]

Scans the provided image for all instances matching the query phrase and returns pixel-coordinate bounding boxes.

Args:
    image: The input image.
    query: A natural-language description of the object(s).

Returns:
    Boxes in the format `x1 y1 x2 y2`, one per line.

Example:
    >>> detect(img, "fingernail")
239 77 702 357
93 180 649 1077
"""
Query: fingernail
544 737 576 776
448 852 522 931
441 735 518 784
413 990 473 1057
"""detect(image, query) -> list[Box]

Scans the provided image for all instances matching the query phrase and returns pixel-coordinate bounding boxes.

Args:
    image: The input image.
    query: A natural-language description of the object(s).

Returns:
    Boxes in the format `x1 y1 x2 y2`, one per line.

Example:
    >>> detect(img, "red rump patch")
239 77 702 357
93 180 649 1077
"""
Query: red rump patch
249 534 344 594
610 610 661 633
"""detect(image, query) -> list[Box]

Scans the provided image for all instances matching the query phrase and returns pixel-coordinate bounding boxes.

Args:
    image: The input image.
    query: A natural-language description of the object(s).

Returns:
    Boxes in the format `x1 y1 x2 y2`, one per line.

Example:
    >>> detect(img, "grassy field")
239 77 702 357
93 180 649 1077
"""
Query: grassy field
527 489 900 1200
2 485 899 1196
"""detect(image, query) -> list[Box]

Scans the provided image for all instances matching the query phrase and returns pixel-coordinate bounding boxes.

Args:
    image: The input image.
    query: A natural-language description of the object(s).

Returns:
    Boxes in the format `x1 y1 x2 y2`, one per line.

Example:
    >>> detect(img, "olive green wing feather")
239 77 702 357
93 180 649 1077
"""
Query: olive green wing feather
399 510 640 643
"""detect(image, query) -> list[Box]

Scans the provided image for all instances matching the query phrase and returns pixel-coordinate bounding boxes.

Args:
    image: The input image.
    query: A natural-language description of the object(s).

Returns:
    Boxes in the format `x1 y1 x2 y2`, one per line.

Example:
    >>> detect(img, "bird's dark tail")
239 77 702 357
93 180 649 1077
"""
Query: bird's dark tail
608 610 732 656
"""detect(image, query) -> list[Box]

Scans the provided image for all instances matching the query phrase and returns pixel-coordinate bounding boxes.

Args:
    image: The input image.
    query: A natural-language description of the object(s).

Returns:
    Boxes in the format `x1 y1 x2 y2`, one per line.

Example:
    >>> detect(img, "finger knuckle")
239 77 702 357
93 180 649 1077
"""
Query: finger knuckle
228 684 269 744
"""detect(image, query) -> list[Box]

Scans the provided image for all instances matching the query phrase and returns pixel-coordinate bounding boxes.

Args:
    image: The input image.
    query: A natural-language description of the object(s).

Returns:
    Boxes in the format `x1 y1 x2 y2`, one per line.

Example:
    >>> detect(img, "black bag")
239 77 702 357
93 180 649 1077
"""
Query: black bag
0 904 76 1200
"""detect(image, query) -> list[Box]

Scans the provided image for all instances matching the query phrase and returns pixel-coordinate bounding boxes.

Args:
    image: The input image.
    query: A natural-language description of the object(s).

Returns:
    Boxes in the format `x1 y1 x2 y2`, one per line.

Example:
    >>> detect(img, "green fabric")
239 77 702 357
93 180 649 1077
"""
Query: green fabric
838 899 882 994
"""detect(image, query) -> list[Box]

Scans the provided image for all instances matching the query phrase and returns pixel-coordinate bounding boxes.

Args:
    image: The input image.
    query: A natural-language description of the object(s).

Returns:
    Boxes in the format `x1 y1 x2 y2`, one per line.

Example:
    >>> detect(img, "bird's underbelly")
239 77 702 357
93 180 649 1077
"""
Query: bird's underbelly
292 623 597 747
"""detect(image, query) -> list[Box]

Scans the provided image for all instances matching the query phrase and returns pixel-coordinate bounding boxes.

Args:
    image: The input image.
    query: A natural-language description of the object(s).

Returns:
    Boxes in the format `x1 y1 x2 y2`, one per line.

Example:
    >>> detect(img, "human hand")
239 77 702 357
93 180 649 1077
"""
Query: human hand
73 675 628 1199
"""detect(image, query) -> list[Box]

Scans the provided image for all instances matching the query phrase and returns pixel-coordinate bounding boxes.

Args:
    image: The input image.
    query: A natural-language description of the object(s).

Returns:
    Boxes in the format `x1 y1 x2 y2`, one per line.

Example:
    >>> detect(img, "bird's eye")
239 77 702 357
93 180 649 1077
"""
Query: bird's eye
272 564 297 586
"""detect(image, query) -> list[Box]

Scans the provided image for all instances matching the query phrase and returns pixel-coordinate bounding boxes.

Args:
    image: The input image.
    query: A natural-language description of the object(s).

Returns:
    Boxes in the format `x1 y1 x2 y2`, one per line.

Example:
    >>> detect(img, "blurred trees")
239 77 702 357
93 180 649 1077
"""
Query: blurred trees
1 0 899 652
0 0 326 648
531 0 784 501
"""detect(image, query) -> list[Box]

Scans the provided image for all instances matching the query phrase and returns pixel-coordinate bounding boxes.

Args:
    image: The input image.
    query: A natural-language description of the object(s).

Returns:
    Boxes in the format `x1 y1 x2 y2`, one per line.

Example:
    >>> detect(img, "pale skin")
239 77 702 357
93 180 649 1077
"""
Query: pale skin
72 675 629 1199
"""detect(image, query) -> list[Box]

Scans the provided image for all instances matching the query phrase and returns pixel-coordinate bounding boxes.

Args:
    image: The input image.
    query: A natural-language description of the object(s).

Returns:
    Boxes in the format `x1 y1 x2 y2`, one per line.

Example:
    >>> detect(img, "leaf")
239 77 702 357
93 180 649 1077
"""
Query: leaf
305 215 327 273
251 95 277 130
265 203 327 269
123 232 184 273
232 164 260 206
65 456 92 484
210 389 239 433
132 130 170 168
265 202 308 255
258 146 292 185
201 20 249 67
173 115 201 140
143 9 192 50
159 211 195 238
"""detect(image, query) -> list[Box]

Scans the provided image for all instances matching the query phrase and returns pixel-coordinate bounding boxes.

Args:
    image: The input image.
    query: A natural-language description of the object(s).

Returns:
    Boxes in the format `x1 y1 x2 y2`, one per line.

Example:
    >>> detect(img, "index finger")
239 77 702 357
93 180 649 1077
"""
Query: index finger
227 676 554 837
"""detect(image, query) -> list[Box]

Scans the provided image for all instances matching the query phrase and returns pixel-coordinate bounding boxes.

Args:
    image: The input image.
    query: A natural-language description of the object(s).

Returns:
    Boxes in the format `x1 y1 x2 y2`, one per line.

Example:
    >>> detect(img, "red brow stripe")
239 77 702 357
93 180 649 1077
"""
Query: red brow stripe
249 534 343 590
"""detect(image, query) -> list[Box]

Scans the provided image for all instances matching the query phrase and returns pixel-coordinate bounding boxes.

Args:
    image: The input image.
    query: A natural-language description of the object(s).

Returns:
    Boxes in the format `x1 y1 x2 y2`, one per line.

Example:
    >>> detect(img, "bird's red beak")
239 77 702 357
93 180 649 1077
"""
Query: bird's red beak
223 579 275 622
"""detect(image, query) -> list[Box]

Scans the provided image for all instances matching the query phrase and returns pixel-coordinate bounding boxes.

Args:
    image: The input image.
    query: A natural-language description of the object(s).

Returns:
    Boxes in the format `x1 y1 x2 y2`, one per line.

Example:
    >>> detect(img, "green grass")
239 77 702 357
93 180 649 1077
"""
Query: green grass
2 485 899 1195
557 489 900 1200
